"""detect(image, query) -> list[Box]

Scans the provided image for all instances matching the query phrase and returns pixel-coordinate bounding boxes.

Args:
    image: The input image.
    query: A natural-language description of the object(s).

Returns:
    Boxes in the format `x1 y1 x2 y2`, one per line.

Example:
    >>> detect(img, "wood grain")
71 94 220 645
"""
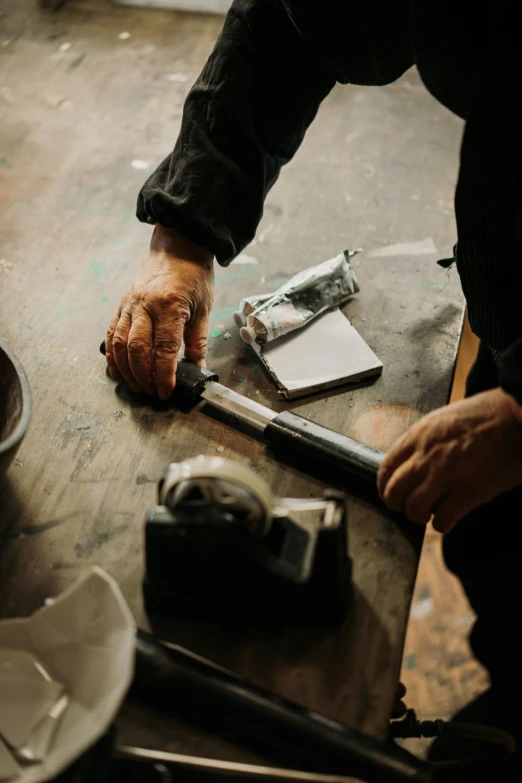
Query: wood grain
0 0 464 760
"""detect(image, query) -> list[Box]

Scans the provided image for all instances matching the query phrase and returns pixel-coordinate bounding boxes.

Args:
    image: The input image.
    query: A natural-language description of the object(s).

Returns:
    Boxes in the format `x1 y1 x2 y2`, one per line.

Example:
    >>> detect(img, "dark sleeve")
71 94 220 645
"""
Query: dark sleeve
136 0 336 265
499 340 522 406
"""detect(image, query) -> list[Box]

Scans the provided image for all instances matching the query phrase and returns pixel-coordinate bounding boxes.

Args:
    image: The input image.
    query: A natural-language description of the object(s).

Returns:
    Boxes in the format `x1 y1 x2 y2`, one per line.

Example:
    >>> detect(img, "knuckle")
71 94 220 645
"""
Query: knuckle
190 336 208 351
113 335 128 351
128 340 151 358
154 339 180 357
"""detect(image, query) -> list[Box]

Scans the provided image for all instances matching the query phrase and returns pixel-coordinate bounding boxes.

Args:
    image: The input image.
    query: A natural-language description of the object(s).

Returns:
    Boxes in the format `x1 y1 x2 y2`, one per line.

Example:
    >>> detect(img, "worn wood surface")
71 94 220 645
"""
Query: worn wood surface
0 0 464 761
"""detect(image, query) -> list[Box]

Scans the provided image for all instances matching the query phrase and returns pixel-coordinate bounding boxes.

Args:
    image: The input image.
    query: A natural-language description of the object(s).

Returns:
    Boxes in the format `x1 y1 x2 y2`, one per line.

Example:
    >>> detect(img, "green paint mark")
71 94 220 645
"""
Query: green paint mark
86 208 134 222
417 281 443 291
211 329 222 338
212 307 237 320
45 304 91 326
0 158 7 166
80 260 110 288
112 238 124 246
100 295 109 303
404 654 417 671
396 281 444 294
216 268 252 283
90 260 109 283
252 369 260 377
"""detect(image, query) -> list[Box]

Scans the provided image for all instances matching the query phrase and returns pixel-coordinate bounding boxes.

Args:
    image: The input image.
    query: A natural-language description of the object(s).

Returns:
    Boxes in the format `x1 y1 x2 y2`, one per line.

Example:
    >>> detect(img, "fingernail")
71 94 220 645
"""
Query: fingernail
158 387 171 400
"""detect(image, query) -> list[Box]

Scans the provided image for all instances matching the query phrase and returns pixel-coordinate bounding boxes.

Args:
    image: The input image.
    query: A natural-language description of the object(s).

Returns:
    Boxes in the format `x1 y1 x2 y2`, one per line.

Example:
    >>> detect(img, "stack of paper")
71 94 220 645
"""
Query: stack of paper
252 309 382 399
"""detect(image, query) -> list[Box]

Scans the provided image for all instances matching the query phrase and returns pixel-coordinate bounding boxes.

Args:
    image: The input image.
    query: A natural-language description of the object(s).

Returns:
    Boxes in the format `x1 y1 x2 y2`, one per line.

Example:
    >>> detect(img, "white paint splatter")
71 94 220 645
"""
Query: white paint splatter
46 95 74 110
0 259 16 273
258 223 273 243
233 254 259 265
166 72 190 83
118 32 131 40
59 42 71 52
223 332 232 340
369 237 438 258
131 159 151 170
410 596 434 620
216 445 225 453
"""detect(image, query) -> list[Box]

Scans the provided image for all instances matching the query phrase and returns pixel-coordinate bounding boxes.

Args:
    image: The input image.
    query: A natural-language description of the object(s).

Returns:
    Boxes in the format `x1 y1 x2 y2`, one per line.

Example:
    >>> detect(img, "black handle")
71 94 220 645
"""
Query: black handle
100 340 218 406
132 630 430 783
265 410 385 483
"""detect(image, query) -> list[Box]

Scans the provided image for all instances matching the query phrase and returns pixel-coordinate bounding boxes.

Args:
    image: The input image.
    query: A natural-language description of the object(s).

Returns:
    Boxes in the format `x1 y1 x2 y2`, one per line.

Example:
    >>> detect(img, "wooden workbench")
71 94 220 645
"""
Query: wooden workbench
0 0 464 767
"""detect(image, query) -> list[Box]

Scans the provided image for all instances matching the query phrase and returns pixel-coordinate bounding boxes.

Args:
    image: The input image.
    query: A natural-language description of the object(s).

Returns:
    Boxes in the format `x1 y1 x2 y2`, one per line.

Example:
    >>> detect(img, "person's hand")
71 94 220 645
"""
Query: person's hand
106 225 214 399
377 388 522 533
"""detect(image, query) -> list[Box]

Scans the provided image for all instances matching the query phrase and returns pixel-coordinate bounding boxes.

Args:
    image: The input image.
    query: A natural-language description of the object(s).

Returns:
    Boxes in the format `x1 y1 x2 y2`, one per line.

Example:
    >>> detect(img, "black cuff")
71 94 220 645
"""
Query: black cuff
498 338 522 405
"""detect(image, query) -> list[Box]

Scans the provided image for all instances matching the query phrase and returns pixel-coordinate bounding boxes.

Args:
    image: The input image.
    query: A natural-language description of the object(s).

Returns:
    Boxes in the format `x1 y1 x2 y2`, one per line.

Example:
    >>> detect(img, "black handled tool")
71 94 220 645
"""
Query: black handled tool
130 630 431 783
100 343 385 483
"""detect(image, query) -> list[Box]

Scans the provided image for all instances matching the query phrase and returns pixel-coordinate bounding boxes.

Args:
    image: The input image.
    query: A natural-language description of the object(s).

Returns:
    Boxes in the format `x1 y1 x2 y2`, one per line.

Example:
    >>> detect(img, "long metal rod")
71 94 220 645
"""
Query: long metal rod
201 381 385 483
115 746 359 782
202 381 277 431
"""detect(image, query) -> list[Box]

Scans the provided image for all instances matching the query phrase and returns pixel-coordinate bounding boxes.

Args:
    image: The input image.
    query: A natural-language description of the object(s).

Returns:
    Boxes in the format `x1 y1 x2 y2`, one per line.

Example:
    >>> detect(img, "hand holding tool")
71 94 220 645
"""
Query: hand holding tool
100 343 385 485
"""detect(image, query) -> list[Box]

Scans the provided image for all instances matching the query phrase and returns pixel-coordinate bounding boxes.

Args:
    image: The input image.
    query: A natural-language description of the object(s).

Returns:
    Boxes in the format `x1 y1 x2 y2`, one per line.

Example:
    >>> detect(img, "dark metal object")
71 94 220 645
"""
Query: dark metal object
168 360 218 409
114 746 356 781
130 631 431 783
99 342 385 483
0 341 32 477
266 411 385 483
143 490 351 624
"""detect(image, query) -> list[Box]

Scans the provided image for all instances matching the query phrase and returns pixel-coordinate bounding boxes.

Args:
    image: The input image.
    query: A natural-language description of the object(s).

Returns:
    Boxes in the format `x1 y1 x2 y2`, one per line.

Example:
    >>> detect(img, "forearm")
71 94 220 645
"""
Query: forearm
151 226 213 267
137 0 335 266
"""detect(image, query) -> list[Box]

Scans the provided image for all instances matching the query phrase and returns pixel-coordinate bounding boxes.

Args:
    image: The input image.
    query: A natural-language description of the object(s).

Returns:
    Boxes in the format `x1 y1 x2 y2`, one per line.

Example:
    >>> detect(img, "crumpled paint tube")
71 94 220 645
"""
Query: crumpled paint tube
233 293 274 327
239 249 361 346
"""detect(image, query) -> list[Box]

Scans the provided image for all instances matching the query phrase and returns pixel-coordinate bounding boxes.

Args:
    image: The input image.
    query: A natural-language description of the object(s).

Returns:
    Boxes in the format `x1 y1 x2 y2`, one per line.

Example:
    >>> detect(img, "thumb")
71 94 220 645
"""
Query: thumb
183 309 210 366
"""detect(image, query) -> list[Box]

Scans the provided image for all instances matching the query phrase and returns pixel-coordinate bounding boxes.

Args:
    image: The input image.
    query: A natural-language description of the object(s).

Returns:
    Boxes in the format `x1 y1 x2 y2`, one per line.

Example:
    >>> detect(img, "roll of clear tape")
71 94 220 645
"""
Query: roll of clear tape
158 456 274 538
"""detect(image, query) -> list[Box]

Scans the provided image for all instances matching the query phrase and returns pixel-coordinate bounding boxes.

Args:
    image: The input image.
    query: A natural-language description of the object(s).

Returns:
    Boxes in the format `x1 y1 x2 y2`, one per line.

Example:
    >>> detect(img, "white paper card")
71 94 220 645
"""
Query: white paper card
253 309 382 399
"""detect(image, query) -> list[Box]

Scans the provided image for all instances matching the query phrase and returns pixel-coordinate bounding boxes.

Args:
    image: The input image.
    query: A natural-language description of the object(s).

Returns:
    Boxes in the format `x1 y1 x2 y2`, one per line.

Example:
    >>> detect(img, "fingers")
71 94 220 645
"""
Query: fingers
183 309 210 367
153 306 188 399
113 311 141 394
127 310 155 395
106 313 122 381
432 494 470 534
377 435 416 498
380 457 429 513
404 480 443 525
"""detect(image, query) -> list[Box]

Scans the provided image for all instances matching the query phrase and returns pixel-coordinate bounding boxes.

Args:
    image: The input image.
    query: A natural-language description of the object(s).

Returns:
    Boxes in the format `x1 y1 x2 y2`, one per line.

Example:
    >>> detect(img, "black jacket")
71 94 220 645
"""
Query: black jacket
137 0 522 398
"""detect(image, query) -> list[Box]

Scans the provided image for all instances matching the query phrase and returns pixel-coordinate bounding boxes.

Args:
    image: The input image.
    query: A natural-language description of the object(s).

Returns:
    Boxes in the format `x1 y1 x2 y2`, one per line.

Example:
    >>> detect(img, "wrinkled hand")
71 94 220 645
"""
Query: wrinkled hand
377 388 522 533
106 225 214 399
